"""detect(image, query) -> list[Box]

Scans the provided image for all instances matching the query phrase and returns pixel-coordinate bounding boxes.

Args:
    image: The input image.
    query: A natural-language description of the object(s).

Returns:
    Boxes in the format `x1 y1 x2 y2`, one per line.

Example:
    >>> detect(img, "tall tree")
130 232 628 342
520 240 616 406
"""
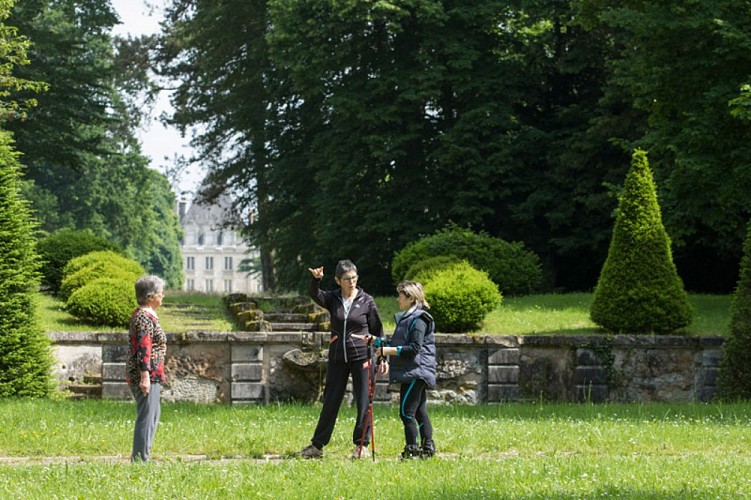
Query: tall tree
0 0 53 396
159 0 276 290
6 0 184 287
0 131 53 396
582 0 751 291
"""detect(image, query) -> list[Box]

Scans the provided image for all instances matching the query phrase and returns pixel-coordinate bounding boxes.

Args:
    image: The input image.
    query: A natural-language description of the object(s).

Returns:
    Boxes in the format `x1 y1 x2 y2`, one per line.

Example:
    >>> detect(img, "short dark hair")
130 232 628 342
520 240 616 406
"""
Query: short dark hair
335 259 357 278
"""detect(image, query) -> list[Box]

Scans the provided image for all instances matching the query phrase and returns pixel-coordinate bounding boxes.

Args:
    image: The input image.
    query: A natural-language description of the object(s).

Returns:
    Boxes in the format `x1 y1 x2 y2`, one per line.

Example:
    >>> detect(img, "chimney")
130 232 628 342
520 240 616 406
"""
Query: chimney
178 196 188 222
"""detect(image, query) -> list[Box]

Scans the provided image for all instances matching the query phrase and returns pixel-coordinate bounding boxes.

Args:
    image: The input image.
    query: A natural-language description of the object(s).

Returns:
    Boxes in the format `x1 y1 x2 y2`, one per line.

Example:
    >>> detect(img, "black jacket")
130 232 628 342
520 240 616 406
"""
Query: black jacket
310 278 384 363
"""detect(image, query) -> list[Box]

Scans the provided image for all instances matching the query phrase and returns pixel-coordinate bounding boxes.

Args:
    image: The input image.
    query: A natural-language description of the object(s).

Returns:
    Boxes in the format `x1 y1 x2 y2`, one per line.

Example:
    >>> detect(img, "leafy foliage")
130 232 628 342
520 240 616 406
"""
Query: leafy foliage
36 228 119 293
717 219 751 400
61 250 143 326
392 226 542 296
59 261 142 302
60 250 144 300
404 255 463 283
66 277 136 328
0 1 53 397
6 0 184 288
590 150 692 333
584 0 751 291
422 261 501 333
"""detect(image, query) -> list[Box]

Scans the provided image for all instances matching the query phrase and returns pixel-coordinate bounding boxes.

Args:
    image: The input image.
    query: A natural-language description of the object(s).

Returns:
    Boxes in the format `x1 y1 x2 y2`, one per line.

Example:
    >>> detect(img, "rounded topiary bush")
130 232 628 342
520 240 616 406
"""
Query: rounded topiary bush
422 261 502 333
37 229 119 293
66 277 137 327
404 255 462 282
392 226 542 296
60 261 142 301
63 250 144 279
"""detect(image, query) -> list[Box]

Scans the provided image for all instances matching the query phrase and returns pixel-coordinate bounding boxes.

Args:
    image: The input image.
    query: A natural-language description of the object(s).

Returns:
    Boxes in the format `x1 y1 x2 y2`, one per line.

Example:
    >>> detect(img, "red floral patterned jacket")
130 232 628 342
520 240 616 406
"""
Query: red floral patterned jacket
126 307 166 385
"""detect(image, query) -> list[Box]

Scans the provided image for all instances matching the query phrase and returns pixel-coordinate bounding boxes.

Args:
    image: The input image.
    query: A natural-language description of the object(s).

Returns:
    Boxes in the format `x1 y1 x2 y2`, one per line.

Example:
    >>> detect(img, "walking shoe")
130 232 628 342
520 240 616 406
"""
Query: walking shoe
420 441 436 459
351 445 370 459
295 444 323 459
400 444 421 460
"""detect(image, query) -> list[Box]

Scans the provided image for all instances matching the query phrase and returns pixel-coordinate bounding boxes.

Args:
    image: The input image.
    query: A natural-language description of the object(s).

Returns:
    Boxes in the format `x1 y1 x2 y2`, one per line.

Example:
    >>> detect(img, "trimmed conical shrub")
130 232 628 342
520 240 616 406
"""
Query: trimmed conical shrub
0 131 54 397
717 219 751 400
590 149 692 333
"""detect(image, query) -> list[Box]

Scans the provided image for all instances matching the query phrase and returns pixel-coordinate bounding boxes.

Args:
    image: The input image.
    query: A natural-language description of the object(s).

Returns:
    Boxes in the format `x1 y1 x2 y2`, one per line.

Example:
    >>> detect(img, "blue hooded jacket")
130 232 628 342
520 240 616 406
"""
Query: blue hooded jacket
388 308 436 388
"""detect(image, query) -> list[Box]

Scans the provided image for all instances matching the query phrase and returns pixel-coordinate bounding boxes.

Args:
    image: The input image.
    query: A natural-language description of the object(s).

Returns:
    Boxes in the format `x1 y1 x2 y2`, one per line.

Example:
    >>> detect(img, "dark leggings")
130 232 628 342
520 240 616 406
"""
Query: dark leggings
311 359 371 449
399 379 433 447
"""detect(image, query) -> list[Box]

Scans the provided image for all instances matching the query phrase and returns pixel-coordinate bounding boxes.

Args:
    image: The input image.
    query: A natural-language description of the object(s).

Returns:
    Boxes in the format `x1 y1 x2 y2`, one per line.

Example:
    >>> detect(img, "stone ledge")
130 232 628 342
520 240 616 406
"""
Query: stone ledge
49 331 726 348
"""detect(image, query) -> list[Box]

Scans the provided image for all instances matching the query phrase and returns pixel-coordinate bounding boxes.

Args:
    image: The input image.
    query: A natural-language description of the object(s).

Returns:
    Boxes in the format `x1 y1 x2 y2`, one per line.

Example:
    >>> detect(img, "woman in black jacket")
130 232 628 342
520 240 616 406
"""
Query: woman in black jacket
296 260 385 459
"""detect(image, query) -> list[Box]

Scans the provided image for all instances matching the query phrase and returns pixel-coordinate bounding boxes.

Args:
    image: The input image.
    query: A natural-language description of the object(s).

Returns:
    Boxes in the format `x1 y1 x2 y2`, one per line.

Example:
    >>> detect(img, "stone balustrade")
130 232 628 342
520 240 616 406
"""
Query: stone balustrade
50 331 725 404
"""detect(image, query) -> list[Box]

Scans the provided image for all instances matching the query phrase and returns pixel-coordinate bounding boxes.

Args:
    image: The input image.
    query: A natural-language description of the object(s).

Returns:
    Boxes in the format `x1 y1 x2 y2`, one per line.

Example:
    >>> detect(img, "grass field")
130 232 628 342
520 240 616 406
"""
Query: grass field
16 292 745 497
38 290 731 336
0 399 749 498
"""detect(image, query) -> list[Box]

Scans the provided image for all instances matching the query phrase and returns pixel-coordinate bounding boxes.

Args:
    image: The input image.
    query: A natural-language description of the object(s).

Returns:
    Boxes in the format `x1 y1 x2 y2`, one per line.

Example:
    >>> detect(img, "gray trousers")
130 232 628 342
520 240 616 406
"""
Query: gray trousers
130 383 161 462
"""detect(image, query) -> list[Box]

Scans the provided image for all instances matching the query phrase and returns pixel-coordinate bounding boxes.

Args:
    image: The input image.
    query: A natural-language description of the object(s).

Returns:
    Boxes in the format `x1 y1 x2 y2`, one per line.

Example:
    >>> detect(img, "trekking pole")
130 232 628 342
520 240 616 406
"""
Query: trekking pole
358 342 378 461
370 355 380 462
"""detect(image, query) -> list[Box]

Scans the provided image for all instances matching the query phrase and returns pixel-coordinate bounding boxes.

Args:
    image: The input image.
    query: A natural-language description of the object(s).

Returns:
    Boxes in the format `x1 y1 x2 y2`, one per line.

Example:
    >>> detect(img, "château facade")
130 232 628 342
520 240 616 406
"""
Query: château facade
178 195 261 294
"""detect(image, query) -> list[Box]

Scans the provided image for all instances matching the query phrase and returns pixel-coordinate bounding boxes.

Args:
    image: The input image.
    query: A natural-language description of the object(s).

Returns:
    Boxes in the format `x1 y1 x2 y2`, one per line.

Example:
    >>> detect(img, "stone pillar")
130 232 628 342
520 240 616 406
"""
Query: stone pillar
574 348 609 403
487 347 520 402
231 343 264 404
101 343 131 399
695 348 723 402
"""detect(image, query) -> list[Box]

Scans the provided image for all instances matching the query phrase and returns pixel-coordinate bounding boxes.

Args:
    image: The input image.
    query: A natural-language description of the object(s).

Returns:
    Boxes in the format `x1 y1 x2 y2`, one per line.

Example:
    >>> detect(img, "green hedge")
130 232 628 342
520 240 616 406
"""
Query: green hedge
392 226 542 296
718 219 751 400
37 229 119 293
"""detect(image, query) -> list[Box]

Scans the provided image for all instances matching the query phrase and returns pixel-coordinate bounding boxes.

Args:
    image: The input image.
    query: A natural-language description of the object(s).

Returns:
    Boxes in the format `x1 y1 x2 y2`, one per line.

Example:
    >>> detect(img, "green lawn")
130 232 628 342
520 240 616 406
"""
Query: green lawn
0 399 749 498
378 293 731 336
36 291 239 333
40 291 730 336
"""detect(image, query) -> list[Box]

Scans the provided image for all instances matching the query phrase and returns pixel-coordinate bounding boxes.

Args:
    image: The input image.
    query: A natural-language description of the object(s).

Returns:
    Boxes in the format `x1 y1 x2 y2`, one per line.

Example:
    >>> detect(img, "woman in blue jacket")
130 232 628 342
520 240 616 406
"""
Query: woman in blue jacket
377 280 436 459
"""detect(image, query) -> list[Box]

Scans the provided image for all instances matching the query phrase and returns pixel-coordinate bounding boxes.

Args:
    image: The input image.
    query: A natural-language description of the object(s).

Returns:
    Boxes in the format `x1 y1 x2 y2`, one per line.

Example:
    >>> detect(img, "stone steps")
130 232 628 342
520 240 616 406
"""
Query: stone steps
66 374 102 400
227 295 330 332
269 322 317 332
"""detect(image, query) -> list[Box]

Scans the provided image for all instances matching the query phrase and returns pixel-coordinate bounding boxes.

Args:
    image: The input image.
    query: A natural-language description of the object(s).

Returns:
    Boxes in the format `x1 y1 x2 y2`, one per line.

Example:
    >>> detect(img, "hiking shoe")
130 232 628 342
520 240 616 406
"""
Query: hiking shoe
296 444 322 459
420 441 436 459
351 445 370 459
400 444 421 460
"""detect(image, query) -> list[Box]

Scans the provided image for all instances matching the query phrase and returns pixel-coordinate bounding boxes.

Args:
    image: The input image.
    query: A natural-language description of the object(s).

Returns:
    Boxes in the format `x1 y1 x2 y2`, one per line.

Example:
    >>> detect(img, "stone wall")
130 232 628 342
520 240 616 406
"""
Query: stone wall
49 331 724 404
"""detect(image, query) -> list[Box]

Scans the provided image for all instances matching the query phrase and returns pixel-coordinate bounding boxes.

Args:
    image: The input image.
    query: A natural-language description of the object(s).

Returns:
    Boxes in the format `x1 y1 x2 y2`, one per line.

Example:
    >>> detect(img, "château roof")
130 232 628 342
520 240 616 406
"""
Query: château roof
181 194 240 229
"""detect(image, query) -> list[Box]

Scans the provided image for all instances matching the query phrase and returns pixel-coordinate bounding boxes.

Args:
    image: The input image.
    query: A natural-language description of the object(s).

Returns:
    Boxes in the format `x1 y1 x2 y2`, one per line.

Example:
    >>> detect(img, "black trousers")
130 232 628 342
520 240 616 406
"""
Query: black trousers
399 379 433 447
311 359 372 449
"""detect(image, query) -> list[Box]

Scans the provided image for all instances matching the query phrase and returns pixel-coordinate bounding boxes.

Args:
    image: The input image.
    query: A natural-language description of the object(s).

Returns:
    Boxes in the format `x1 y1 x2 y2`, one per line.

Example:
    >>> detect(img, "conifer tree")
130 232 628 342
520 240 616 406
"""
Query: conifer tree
717 219 751 400
590 149 692 333
0 131 54 397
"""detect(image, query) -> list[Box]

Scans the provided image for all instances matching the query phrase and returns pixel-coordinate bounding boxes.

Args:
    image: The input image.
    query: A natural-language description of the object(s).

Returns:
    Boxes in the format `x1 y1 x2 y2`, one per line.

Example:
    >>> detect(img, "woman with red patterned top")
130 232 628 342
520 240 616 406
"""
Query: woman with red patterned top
125 275 166 462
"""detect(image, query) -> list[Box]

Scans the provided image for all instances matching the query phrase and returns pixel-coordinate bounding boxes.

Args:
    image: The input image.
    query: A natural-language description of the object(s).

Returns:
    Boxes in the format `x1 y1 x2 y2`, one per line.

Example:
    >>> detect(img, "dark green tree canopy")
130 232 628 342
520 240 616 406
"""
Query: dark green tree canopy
6 0 184 287
157 0 751 294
